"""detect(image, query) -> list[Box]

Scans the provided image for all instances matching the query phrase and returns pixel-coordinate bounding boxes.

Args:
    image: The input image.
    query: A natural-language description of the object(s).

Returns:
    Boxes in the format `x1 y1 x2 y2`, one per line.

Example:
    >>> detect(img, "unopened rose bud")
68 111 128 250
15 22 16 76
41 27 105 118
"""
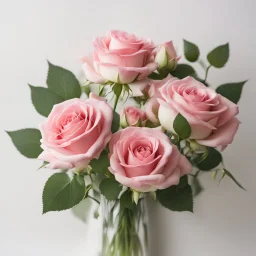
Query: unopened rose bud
189 140 206 153
132 190 141 205
120 106 147 128
155 41 180 74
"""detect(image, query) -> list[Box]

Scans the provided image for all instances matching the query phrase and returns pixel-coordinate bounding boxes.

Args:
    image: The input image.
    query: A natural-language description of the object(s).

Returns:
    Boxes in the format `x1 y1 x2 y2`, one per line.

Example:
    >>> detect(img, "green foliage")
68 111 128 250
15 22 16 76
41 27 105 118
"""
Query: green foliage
216 81 247 104
47 61 81 100
222 169 246 191
171 64 196 79
207 43 229 68
37 161 49 170
6 129 42 158
148 72 162 80
29 85 64 117
81 84 91 96
111 111 120 133
183 39 200 62
99 178 122 201
173 113 191 139
43 173 85 214
197 147 222 171
90 150 109 175
112 83 123 111
120 190 136 212
157 175 193 212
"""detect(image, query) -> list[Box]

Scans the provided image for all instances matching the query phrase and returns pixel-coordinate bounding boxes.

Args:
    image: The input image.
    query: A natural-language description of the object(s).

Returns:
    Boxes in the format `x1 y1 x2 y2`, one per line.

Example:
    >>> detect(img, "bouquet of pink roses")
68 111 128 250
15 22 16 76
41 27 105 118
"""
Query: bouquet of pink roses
7 30 246 256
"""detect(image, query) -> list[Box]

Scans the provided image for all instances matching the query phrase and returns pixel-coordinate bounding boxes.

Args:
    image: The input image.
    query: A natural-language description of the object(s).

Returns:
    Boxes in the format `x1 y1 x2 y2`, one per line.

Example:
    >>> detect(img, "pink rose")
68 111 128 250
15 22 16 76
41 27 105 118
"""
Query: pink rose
120 106 147 127
145 75 177 124
108 127 191 192
158 76 240 148
155 41 180 73
82 30 157 84
38 93 113 169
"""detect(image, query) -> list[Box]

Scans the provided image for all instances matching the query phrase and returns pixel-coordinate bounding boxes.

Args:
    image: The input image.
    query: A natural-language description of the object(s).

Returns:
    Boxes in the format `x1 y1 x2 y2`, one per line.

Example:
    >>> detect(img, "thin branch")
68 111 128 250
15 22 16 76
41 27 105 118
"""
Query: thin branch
204 65 212 83
87 195 100 205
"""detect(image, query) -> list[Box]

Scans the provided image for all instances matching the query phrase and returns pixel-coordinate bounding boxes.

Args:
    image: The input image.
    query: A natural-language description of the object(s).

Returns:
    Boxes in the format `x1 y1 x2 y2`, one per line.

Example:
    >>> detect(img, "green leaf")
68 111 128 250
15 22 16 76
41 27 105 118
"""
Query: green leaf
47 61 81 100
99 178 122 201
173 113 191 139
90 150 109 174
184 39 200 62
216 81 247 104
207 43 229 68
81 84 91 96
6 129 42 158
192 148 209 165
120 190 136 212
37 161 49 171
111 111 120 133
29 85 64 117
197 147 222 171
43 173 85 214
222 169 246 191
171 64 196 79
112 83 123 111
148 72 162 80
157 175 193 212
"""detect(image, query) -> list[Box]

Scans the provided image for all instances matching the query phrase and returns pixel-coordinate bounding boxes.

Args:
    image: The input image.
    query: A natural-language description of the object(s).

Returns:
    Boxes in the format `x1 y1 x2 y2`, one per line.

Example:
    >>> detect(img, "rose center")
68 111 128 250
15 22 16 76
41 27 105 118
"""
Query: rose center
134 145 152 159
56 111 90 140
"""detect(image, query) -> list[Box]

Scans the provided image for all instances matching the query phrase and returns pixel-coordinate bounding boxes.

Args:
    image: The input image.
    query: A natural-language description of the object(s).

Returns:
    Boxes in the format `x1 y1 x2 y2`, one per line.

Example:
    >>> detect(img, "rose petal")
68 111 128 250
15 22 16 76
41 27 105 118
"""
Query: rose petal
81 55 107 84
197 117 240 147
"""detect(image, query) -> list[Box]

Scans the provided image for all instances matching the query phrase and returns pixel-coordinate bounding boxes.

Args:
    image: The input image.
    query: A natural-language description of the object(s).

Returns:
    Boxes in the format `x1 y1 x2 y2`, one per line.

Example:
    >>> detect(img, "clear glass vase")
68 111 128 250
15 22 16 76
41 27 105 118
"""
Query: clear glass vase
101 195 148 256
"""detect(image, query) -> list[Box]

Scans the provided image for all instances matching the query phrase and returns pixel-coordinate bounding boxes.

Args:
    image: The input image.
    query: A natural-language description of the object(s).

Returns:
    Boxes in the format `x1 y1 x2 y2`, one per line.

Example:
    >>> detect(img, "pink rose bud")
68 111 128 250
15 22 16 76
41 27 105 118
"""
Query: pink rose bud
155 41 180 74
108 127 192 192
120 106 147 128
158 76 240 149
81 30 158 84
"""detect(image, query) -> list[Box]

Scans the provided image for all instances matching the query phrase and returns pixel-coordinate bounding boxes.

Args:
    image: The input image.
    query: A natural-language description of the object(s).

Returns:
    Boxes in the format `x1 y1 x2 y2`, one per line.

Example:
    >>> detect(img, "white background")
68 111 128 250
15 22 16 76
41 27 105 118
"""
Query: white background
1 0 256 255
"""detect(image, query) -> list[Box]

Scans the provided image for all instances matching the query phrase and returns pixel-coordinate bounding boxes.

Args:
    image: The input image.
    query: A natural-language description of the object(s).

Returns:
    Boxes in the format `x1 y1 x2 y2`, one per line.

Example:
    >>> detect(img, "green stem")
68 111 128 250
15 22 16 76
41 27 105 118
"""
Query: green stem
104 202 144 256
204 65 211 83
198 59 207 70
89 173 93 183
87 195 100 205
113 93 119 112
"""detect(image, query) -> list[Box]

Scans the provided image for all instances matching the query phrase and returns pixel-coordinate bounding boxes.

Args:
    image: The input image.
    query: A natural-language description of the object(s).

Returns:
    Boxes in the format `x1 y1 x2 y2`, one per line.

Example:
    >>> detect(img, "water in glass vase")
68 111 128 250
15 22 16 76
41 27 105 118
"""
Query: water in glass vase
101 194 148 256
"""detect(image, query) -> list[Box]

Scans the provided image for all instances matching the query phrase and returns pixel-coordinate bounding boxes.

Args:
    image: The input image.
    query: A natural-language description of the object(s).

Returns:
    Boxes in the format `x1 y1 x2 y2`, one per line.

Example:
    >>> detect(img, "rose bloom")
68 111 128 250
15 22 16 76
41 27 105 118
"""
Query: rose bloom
109 127 191 192
38 93 112 169
158 76 240 148
120 106 147 127
82 30 157 84
145 75 177 124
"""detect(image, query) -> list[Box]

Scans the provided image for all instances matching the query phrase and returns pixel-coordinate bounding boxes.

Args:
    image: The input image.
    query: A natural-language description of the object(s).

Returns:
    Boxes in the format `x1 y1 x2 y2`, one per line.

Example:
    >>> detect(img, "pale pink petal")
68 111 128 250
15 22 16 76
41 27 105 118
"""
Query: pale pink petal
144 97 160 124
38 151 73 169
217 95 239 127
156 169 181 189
163 41 177 57
81 55 107 83
178 155 192 175
137 62 158 80
197 117 240 147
